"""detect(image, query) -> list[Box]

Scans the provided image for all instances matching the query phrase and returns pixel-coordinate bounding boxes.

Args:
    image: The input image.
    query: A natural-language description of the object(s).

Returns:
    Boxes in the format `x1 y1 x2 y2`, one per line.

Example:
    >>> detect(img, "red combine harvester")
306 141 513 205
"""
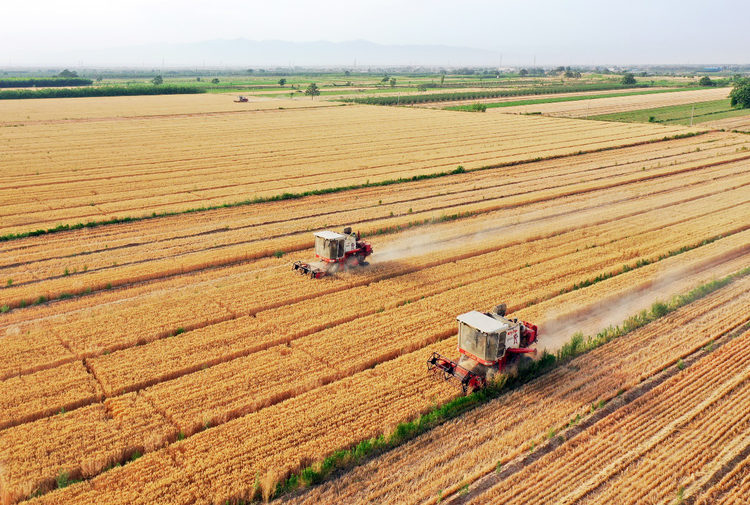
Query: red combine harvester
293 227 373 279
427 303 538 393
234 96 249 103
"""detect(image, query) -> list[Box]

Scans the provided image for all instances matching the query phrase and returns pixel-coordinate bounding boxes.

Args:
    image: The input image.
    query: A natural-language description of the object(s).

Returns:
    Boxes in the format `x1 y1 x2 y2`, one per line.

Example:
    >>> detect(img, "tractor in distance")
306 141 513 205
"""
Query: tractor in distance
427 303 539 393
293 227 373 279
234 96 249 102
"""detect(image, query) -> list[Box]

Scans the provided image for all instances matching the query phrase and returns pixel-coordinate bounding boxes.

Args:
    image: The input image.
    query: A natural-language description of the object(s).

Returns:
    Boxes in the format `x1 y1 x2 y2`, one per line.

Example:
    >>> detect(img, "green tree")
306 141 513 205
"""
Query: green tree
58 69 78 78
518 68 529 77
440 74 445 87
211 78 220 84
698 76 716 87
389 77 396 88
621 73 637 85
152 75 163 85
417 84 427 92
278 78 287 87
730 78 750 108
305 82 320 100
344 70 351 77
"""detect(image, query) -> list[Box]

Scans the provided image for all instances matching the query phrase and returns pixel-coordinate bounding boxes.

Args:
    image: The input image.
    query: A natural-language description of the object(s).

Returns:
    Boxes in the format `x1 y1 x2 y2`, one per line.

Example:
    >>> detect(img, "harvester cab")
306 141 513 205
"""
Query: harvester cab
293 227 373 279
427 304 539 393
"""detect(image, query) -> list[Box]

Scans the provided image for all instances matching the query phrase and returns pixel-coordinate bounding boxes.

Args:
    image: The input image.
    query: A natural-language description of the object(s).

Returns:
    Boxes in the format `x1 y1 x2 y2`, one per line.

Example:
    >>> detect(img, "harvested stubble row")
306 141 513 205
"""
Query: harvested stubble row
30 273 750 505
7 230 748 503
0 105 690 234
470 326 750 504
0 130 740 265
1 192 746 446
2 148 748 312
424 87 664 109
496 87 729 117
0 362 102 431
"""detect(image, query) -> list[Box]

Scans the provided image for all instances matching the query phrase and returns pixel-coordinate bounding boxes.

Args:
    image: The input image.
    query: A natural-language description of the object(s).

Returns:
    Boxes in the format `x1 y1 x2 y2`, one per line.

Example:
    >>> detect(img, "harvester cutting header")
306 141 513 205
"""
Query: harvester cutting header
428 303 539 393
293 227 373 279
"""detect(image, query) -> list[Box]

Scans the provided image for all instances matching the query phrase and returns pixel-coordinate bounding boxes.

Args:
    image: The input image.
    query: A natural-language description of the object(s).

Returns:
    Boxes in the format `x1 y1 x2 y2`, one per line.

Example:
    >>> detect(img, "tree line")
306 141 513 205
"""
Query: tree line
0 85 205 100
0 77 93 88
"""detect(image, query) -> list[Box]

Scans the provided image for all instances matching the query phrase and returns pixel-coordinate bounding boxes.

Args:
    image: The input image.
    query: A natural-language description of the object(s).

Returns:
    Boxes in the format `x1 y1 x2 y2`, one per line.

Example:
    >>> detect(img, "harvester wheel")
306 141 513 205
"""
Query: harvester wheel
346 256 359 268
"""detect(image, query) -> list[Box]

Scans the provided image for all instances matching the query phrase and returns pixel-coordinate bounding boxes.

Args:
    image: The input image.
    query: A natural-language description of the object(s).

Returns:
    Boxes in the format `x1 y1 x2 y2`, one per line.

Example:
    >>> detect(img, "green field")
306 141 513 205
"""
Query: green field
591 99 750 126
445 87 704 111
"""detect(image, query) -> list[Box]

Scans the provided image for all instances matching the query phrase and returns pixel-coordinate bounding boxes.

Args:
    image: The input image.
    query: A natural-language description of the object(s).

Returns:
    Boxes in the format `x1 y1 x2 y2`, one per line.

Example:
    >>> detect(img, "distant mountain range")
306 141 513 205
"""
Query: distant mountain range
10 39 504 68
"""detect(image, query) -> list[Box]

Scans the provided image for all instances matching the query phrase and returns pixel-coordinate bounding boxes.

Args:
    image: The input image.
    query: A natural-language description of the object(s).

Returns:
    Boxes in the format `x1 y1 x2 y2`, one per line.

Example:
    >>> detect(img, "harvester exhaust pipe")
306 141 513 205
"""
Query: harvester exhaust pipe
494 303 507 317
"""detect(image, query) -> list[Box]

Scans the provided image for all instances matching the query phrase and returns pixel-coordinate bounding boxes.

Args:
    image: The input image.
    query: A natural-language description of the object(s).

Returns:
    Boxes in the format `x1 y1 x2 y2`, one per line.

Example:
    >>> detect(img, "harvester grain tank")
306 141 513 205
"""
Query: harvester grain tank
427 304 539 393
293 227 373 279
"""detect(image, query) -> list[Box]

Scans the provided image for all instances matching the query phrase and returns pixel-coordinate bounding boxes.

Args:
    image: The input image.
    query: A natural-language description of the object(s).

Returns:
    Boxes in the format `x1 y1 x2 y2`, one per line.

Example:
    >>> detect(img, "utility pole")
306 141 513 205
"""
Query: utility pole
690 104 695 126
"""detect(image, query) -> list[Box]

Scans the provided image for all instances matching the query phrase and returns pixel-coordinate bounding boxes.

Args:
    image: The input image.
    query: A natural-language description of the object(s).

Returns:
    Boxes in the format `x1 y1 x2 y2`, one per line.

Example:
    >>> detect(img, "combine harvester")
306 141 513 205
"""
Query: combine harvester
428 304 539 393
293 227 373 279
234 96 249 103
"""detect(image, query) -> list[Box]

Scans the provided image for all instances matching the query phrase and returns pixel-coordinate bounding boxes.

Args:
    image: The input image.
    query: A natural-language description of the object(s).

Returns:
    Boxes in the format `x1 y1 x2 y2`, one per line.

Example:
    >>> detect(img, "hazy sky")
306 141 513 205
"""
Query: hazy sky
3 0 748 65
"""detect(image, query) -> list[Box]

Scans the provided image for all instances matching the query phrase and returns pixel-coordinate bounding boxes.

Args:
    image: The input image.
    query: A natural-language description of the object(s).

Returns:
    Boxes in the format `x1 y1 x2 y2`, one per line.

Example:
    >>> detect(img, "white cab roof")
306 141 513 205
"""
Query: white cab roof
457 311 509 334
314 231 346 240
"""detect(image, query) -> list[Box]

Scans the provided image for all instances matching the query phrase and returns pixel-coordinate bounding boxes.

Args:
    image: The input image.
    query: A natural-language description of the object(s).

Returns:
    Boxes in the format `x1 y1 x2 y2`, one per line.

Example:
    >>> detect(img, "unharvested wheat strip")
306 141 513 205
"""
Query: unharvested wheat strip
7 144 744 284
0 361 102 431
0 392 176 505
0 106 690 235
30 274 750 505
